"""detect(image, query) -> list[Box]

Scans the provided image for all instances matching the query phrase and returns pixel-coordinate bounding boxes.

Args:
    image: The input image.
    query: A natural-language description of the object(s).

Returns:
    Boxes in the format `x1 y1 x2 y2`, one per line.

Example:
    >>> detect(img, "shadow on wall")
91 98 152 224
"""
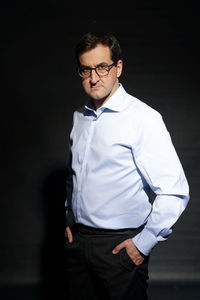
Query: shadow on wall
40 166 69 299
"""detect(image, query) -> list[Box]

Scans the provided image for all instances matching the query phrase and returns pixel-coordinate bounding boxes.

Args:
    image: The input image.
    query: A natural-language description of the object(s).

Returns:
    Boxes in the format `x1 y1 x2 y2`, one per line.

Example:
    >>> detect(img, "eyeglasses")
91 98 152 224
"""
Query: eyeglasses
78 62 116 78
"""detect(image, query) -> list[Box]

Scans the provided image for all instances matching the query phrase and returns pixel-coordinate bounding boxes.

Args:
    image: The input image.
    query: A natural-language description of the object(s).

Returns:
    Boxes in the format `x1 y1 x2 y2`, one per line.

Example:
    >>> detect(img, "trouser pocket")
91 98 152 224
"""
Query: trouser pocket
119 248 137 271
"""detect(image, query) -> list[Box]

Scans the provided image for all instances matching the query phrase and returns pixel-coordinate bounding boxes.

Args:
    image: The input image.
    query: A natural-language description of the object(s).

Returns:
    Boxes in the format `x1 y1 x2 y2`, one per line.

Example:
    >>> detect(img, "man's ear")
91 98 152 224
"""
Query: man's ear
116 60 123 78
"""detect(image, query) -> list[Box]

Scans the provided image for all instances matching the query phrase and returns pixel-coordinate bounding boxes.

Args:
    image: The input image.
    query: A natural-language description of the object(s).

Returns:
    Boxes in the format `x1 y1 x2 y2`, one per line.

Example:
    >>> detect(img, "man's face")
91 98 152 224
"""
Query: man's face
78 44 122 105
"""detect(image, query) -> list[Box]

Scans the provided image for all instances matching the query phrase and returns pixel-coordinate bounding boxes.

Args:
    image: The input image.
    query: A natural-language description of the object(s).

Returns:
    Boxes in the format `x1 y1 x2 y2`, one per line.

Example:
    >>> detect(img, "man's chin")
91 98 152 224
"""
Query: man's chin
90 91 104 100
90 90 110 101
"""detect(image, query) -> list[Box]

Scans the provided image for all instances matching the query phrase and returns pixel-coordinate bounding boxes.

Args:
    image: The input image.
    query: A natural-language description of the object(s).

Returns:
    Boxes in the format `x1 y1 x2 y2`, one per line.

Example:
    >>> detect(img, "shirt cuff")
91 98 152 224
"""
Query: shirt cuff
132 228 158 256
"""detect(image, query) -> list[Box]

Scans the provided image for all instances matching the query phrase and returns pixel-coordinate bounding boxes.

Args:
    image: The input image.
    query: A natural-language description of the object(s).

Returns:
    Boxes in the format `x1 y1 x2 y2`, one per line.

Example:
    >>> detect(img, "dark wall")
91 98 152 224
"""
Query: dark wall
1 0 200 289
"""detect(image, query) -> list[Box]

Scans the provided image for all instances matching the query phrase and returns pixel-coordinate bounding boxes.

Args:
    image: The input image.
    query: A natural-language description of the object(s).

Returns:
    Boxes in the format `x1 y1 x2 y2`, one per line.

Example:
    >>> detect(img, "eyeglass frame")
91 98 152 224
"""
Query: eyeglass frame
77 62 116 78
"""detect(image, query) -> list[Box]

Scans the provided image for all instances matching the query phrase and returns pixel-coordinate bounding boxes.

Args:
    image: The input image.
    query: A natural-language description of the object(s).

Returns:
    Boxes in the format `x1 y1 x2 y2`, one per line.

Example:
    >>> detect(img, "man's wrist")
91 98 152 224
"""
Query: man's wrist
132 228 158 256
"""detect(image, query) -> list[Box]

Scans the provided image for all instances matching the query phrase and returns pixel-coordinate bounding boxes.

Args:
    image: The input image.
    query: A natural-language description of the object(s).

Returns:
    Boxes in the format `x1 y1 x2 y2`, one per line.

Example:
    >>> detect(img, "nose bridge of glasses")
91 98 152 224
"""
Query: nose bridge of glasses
90 67 100 79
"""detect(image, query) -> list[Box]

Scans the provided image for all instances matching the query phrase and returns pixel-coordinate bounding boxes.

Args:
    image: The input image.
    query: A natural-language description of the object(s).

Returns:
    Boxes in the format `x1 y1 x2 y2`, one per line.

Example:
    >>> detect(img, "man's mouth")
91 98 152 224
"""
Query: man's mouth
90 85 102 89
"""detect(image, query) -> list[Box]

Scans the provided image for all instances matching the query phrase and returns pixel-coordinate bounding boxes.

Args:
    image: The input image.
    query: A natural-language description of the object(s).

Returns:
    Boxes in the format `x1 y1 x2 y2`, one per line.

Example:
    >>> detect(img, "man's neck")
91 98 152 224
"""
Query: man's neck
93 99 106 110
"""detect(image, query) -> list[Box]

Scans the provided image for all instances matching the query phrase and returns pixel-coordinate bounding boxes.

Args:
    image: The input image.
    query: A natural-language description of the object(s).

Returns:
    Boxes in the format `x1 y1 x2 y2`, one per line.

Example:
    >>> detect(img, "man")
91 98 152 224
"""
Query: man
64 31 189 300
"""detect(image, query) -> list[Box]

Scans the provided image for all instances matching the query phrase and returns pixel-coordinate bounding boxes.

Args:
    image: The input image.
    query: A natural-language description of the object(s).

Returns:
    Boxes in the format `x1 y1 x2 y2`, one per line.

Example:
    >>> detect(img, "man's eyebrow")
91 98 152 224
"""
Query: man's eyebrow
80 62 110 68
79 64 90 68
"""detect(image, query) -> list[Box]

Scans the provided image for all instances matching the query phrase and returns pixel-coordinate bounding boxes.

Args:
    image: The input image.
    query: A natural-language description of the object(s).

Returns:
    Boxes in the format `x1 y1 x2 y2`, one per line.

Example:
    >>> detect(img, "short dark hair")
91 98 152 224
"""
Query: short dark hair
75 31 122 66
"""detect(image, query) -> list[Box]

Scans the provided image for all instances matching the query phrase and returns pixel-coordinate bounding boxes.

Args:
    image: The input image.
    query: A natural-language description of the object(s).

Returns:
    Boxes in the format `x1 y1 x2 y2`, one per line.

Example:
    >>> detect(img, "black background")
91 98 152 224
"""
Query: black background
1 0 200 298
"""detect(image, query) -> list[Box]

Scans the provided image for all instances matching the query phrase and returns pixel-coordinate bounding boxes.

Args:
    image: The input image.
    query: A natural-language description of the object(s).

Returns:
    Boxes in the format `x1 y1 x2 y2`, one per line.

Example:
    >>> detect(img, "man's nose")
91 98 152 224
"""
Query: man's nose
90 69 100 83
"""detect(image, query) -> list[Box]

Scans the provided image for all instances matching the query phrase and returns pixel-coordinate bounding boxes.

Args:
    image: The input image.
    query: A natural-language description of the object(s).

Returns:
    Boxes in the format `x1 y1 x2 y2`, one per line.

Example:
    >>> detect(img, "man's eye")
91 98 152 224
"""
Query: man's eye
82 68 90 73
98 65 108 70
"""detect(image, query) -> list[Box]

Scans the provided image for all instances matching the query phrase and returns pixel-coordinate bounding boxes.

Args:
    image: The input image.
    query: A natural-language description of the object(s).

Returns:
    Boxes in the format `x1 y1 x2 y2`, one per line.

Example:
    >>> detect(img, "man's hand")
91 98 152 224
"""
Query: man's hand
112 238 146 266
65 226 73 243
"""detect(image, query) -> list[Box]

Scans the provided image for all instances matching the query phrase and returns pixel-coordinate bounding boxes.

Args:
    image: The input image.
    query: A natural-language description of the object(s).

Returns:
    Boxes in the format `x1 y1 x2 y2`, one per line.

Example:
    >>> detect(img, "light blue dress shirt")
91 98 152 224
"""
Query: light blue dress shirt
66 84 189 255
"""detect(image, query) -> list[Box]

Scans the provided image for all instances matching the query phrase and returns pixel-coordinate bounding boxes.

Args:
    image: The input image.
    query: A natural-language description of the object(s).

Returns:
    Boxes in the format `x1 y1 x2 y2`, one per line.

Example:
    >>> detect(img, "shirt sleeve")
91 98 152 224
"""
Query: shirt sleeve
65 137 75 226
132 110 190 256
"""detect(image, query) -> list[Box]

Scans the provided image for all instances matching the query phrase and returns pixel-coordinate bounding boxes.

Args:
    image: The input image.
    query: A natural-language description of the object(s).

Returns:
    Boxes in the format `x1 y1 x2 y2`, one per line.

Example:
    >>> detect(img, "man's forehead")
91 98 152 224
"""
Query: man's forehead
79 44 112 65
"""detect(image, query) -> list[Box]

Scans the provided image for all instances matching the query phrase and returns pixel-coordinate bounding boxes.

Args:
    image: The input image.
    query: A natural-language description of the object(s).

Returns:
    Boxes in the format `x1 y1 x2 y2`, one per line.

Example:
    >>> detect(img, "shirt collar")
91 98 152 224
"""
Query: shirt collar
85 84 129 113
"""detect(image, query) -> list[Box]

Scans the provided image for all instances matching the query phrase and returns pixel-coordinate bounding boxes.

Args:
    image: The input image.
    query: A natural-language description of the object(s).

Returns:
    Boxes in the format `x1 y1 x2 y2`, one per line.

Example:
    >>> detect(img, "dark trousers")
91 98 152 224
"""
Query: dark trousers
65 224 149 300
